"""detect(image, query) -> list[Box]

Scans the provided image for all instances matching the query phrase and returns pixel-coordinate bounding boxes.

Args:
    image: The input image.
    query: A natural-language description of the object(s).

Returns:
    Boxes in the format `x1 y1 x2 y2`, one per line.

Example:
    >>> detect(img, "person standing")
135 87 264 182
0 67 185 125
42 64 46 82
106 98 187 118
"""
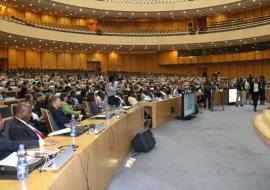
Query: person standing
259 75 266 105
203 78 212 109
235 78 244 107
244 78 250 105
105 75 120 107
250 78 260 112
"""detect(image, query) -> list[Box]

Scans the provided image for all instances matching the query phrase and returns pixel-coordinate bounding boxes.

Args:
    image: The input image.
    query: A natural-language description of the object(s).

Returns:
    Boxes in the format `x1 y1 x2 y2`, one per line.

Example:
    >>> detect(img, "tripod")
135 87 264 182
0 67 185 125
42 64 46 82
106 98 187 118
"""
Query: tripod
211 89 225 112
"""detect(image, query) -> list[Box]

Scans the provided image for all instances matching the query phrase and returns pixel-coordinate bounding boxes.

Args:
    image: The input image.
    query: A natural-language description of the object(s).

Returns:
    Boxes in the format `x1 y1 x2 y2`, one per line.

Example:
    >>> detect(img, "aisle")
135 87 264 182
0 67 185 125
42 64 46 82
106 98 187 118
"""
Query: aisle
109 105 270 190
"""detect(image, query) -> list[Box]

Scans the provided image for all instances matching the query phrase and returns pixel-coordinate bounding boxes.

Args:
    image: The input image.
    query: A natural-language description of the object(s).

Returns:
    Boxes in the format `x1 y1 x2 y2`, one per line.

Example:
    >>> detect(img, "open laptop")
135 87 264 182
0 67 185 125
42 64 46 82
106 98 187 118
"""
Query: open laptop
48 125 89 137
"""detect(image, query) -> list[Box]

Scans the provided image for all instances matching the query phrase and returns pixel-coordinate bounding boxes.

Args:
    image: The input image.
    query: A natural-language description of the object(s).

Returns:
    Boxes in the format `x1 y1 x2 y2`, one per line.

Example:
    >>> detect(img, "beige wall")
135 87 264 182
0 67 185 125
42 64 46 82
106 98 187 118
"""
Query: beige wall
49 0 240 12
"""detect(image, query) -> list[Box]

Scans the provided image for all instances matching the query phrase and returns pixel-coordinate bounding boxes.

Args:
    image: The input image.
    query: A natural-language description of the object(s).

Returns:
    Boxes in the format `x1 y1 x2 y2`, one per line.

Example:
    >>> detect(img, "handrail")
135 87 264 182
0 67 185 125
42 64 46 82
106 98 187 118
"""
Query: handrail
1 15 270 37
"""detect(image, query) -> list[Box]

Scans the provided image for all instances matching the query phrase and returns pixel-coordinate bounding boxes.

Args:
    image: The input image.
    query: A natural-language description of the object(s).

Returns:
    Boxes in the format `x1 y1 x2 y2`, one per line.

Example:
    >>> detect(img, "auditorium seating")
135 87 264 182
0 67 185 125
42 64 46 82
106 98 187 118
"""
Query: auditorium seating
0 16 93 34
1 13 270 36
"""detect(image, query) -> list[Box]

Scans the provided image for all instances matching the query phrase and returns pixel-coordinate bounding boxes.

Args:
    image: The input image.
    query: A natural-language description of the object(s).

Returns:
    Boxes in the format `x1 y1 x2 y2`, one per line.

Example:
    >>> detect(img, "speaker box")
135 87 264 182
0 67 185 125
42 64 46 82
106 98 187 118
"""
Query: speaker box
132 128 156 152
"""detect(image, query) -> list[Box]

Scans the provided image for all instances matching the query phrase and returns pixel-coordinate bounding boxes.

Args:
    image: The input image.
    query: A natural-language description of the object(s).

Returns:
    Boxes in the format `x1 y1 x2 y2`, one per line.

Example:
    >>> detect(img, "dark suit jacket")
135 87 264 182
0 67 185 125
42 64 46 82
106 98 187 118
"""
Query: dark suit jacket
50 108 70 130
0 134 39 160
9 118 39 141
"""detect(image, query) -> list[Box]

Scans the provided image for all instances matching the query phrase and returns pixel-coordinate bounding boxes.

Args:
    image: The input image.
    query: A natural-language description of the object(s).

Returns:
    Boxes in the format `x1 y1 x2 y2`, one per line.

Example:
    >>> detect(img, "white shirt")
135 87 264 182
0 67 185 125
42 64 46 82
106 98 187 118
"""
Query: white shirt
15 117 44 146
254 83 259 92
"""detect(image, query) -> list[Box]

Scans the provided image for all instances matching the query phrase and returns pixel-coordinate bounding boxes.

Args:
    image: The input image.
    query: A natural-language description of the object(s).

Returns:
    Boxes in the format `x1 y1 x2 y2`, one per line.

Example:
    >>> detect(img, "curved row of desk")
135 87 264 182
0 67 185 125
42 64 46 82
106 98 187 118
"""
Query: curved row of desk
0 97 182 190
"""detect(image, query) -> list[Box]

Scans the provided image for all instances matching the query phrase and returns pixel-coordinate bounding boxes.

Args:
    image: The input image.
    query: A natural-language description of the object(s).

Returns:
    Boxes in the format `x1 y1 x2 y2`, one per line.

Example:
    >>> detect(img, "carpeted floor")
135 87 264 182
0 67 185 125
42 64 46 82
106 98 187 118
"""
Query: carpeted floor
108 104 270 190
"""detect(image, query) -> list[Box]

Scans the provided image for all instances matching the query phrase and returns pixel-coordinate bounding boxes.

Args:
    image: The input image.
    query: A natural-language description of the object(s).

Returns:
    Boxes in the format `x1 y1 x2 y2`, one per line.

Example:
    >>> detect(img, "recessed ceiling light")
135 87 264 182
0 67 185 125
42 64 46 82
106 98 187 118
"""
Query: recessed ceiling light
92 10 95 13
238 2 241 5
8 35 12 38
144 13 148 15
66 6 69 9
79 8 83 11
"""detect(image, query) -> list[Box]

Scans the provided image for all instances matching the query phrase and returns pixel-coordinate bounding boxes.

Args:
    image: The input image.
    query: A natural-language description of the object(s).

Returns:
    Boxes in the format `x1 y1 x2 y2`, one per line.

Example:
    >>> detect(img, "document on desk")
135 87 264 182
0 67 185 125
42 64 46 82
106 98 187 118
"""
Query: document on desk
0 152 36 167
91 114 107 119
48 128 71 136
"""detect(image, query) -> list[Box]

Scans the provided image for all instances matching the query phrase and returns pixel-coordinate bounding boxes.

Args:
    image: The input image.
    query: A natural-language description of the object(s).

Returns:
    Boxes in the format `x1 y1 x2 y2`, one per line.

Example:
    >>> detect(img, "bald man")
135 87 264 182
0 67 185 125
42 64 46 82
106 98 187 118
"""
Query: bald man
9 103 46 143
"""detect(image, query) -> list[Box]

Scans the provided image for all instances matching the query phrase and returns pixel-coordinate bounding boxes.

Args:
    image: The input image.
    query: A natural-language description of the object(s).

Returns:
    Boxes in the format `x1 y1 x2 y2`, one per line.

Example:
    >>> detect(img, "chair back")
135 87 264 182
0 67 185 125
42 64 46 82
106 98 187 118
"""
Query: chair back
1 117 13 139
41 108 57 132
82 100 92 117
0 105 12 118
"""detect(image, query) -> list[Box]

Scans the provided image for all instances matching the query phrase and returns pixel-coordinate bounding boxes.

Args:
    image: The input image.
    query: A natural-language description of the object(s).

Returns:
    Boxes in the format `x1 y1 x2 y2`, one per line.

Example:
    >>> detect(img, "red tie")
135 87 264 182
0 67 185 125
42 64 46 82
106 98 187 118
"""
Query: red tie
33 128 46 139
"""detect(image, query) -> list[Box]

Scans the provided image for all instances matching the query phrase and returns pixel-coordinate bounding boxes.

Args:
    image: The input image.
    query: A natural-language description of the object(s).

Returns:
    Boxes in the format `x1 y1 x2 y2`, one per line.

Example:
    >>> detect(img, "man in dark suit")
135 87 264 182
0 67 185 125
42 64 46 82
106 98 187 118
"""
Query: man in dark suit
259 75 266 105
0 113 56 160
49 96 71 130
9 103 46 143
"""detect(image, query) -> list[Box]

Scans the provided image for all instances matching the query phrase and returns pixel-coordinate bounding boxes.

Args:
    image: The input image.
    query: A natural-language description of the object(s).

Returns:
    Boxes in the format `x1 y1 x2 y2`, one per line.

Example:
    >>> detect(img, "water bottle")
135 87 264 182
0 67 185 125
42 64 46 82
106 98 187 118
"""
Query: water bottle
17 144 28 180
106 107 110 120
70 114 77 137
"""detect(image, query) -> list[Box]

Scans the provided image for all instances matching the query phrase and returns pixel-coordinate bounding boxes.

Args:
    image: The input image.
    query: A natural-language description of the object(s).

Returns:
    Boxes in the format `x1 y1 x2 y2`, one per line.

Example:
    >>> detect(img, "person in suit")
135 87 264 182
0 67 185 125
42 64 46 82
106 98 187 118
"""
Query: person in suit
9 103 47 142
259 75 266 105
20 81 28 98
235 78 244 107
250 78 260 112
203 78 212 109
49 96 71 130
0 114 57 160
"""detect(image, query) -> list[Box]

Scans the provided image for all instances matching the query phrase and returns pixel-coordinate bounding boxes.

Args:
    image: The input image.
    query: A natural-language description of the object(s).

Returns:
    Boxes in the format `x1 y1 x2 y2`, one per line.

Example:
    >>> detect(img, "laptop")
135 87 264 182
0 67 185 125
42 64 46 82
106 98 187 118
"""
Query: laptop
48 125 89 137
91 123 106 135
0 153 44 180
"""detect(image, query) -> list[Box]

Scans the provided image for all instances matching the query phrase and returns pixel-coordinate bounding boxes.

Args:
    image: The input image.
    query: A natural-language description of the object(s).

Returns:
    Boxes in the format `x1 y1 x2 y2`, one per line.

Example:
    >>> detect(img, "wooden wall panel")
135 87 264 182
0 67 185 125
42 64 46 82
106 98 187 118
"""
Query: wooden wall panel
41 52 50 69
0 48 8 58
25 11 40 23
49 52 57 69
41 15 57 24
262 60 270 79
25 50 34 69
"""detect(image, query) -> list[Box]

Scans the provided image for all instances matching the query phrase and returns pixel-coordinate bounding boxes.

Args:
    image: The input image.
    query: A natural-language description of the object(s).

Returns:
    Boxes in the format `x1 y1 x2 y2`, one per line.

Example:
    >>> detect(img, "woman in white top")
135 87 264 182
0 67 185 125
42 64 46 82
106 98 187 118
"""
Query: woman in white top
250 78 260 112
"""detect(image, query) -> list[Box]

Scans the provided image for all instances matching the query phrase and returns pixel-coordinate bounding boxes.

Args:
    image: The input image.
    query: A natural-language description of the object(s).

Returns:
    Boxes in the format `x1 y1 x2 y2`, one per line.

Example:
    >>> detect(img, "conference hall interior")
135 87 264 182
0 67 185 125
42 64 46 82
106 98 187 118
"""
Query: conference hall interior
0 0 270 189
